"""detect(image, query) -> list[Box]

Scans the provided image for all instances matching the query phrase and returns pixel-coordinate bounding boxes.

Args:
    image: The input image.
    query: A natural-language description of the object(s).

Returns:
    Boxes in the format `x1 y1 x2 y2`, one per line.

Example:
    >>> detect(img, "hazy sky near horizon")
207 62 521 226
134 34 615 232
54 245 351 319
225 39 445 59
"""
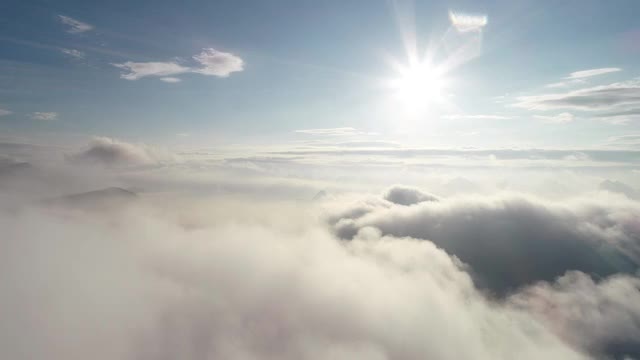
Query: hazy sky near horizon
1 0 640 149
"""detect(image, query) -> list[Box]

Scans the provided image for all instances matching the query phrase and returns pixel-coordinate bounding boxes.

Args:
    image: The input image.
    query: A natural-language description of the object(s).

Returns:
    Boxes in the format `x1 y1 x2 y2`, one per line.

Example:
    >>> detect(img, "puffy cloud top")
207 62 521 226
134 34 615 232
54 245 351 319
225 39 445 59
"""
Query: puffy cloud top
383 185 440 205
329 188 640 295
68 137 174 167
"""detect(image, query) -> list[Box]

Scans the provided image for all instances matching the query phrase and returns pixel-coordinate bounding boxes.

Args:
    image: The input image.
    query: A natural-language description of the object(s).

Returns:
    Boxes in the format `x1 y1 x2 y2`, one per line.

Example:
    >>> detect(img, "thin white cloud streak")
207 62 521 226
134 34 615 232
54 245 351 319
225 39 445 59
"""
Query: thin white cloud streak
597 108 640 118
294 127 373 136
60 48 86 59
443 114 511 120
57 15 94 34
533 112 574 123
159 77 182 83
545 79 586 89
0 108 11 116
113 62 191 80
514 79 640 111
567 67 621 79
30 112 58 121
113 48 243 81
604 134 640 148
543 68 620 90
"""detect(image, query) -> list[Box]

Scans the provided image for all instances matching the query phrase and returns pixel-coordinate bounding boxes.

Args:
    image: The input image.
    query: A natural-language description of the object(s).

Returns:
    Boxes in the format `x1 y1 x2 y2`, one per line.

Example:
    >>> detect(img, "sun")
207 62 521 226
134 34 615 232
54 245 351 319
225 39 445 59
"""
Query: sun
389 61 448 110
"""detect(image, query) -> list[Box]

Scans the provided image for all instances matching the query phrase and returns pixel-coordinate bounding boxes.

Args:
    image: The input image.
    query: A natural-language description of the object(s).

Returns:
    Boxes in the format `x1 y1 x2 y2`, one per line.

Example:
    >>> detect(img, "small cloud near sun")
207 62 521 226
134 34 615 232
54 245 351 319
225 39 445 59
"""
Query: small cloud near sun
449 11 488 33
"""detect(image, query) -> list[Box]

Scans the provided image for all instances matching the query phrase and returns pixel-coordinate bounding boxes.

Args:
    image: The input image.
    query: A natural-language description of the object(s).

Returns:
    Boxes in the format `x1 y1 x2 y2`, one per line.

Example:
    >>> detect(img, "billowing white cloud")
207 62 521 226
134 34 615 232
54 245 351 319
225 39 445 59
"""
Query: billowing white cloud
327 189 640 296
57 15 94 33
0 191 590 360
383 185 439 205
67 137 176 167
30 112 58 121
191 48 244 77
112 48 243 81
510 271 640 358
2 140 640 360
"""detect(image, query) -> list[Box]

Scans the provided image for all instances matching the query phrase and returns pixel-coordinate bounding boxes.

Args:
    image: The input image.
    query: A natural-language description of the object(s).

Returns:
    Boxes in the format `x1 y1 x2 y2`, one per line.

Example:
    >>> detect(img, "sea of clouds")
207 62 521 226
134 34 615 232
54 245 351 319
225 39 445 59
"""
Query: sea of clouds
1 137 640 360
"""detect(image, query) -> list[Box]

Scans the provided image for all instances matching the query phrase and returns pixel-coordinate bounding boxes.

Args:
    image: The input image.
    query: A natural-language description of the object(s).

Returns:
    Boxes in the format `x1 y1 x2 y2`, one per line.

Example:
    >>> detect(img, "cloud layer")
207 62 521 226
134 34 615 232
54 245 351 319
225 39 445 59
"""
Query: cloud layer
567 67 621 79
0 194 589 360
2 141 640 360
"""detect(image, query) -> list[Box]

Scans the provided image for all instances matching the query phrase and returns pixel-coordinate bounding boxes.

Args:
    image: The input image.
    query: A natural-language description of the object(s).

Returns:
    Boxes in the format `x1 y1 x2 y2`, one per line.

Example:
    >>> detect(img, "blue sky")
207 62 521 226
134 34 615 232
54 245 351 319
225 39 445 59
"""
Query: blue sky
1 0 640 149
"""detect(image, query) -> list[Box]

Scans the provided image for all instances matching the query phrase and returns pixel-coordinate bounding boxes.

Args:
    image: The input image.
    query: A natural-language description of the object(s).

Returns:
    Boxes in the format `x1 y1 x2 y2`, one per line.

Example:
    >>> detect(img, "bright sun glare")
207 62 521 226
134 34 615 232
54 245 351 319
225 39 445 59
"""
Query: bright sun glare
389 62 448 109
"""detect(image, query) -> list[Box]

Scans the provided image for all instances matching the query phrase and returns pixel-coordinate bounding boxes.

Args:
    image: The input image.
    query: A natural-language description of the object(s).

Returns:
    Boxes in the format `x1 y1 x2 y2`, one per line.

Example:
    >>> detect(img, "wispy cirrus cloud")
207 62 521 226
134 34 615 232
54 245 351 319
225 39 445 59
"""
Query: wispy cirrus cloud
30 112 58 121
533 112 574 124
544 79 586 89
294 127 374 136
515 80 640 111
604 134 640 148
60 48 85 59
566 67 621 79
596 108 640 118
443 114 512 120
544 68 621 88
57 15 93 34
112 48 244 82
113 62 191 81
159 77 182 83
0 108 12 117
